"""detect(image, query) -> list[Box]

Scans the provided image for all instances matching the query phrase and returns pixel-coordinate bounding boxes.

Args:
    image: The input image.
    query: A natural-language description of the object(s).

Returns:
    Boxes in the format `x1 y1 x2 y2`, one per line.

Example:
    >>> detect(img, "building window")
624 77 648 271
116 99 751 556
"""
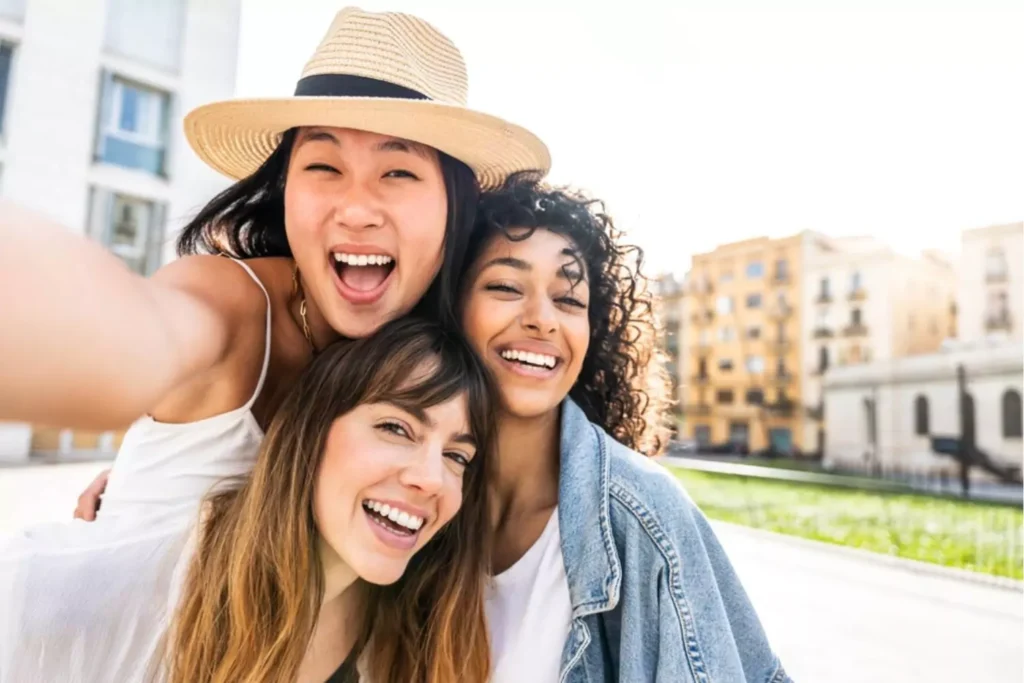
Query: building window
746 261 764 278
820 277 830 297
776 358 787 376
716 389 734 404
0 42 12 135
746 326 761 340
774 259 788 279
850 270 862 292
104 0 186 72
88 188 166 275
720 272 734 283
818 346 829 372
745 355 764 374
718 326 735 342
96 73 170 176
718 358 734 371
851 308 862 326
0 0 26 21
745 389 764 405
716 295 733 315
746 293 762 309
986 247 1008 281
698 329 710 346
914 395 929 436
1003 390 1022 438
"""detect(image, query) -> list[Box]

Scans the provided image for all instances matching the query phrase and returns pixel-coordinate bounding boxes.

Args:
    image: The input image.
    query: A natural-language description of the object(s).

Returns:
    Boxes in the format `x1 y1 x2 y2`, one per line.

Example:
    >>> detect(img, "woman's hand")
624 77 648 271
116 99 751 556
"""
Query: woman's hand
73 469 111 521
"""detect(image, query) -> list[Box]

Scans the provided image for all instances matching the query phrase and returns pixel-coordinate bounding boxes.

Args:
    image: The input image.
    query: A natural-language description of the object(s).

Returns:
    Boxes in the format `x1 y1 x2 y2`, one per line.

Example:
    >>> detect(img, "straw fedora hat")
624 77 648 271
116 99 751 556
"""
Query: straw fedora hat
184 7 550 189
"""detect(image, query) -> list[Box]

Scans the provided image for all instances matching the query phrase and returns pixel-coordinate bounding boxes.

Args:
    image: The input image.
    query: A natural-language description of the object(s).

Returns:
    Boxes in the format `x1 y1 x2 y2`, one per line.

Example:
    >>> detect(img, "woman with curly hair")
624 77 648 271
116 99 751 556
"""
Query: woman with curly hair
460 174 791 683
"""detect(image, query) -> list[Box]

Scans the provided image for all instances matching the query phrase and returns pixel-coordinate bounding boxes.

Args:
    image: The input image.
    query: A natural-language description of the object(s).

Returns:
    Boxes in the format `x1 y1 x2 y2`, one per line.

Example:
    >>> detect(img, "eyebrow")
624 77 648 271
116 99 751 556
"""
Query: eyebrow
298 129 434 161
479 249 586 282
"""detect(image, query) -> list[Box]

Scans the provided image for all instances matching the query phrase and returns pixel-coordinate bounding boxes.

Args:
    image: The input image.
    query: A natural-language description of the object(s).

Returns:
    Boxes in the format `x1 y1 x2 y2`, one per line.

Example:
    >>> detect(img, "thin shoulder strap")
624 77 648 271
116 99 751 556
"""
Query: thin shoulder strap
229 258 272 409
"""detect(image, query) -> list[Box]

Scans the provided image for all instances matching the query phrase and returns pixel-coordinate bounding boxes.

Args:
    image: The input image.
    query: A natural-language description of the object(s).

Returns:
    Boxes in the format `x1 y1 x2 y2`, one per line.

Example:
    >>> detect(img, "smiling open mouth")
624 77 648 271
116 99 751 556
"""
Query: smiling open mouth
362 499 423 536
333 252 396 293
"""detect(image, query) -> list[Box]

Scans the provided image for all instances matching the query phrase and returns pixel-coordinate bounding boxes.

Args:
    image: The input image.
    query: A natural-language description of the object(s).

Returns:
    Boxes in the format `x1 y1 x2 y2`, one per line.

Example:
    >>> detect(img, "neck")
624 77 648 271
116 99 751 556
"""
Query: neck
491 406 562 519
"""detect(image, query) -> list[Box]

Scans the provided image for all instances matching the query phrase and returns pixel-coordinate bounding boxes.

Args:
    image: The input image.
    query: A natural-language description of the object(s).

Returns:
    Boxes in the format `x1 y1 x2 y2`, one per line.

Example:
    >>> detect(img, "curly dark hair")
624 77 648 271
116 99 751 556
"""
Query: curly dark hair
175 128 479 330
462 172 666 454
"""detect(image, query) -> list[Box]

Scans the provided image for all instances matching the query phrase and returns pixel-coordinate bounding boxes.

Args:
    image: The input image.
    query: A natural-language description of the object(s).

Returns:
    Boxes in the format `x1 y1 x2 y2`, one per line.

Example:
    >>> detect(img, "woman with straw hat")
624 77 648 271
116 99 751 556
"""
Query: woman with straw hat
0 7 548 519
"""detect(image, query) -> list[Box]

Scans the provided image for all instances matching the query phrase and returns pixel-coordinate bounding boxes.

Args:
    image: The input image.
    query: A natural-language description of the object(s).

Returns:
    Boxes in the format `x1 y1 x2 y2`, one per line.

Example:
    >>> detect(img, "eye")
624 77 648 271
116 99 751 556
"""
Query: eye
306 163 339 174
556 295 587 309
444 451 471 468
384 169 420 180
376 420 412 439
484 283 521 295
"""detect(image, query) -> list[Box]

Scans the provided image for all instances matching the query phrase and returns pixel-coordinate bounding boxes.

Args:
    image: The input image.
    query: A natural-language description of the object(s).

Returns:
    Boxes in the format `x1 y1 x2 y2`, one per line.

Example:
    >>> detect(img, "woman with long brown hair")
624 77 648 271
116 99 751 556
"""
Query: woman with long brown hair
0 318 495 683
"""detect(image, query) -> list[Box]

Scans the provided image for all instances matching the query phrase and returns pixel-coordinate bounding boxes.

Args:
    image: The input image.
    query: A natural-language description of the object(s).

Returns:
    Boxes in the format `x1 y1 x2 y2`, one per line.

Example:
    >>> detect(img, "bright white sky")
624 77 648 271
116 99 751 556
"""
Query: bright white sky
236 0 1023 275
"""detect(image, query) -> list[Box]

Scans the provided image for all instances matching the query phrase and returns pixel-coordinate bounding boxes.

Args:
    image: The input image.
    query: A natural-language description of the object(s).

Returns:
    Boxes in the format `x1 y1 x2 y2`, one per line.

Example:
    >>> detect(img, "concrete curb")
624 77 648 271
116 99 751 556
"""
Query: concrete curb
710 519 1024 593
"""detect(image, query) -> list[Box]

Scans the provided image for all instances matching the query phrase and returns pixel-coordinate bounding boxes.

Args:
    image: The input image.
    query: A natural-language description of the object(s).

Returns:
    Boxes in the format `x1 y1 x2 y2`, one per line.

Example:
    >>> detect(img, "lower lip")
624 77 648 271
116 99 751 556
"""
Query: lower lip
330 261 395 306
496 353 561 379
364 508 420 551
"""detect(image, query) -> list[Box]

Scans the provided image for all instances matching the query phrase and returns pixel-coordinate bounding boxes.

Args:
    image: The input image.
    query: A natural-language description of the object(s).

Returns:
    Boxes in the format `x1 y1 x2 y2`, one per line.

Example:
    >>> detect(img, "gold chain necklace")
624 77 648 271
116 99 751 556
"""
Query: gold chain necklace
292 264 318 355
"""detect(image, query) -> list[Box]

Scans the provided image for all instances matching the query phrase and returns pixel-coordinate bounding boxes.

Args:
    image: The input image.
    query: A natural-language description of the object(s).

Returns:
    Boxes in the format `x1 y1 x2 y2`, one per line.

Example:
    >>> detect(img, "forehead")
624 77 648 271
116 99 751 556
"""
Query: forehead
482 228 579 262
294 126 437 160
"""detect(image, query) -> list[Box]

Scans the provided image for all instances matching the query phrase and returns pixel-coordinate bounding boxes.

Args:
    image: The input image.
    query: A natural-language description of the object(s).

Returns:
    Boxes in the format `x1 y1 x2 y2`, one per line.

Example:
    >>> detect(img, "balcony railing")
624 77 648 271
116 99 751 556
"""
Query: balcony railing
848 287 866 302
807 402 825 420
816 292 833 304
691 373 710 385
812 326 833 339
764 399 797 416
769 304 792 320
682 403 712 416
768 372 794 385
769 338 792 354
772 271 790 286
986 270 1008 284
842 323 869 337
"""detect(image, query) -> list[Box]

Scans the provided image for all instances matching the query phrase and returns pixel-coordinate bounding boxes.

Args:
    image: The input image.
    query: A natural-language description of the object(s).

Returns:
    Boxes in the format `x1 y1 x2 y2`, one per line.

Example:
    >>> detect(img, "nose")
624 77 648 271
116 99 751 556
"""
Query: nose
521 295 558 336
397 444 445 496
333 179 385 230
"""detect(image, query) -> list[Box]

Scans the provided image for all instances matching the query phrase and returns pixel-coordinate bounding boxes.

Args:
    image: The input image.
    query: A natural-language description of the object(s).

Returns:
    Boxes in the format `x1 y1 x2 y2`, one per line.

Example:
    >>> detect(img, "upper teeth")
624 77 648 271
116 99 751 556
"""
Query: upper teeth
500 349 557 368
334 253 394 266
364 499 424 530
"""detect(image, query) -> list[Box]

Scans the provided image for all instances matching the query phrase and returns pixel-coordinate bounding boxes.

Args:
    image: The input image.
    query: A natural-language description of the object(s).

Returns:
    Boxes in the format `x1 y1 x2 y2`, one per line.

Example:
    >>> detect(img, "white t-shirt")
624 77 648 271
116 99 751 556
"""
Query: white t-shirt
485 510 573 683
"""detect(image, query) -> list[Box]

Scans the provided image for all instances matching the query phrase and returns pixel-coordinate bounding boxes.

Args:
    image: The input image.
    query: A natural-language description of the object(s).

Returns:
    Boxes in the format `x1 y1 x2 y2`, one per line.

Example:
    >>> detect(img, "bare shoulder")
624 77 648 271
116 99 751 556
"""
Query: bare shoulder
149 256 299 343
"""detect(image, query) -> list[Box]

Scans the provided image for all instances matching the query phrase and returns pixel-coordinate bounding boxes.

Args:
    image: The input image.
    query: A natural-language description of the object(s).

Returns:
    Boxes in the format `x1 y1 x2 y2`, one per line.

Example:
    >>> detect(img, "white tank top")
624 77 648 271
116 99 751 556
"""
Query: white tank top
100 259 271 517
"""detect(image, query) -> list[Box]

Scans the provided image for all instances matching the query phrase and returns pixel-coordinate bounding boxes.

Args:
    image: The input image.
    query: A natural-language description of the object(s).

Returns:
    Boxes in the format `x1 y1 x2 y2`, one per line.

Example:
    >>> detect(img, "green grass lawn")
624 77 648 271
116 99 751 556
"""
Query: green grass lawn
671 468 1024 580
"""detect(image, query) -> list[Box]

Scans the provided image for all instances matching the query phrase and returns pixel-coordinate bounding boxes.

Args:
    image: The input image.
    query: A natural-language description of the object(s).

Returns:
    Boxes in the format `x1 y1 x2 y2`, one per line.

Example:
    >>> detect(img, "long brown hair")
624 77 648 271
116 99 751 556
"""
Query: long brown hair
166 317 495 683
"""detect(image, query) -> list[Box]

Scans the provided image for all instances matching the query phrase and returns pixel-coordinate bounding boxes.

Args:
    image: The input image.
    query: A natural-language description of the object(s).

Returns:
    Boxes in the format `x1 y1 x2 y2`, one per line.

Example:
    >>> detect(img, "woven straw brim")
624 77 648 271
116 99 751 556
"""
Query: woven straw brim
184 97 550 190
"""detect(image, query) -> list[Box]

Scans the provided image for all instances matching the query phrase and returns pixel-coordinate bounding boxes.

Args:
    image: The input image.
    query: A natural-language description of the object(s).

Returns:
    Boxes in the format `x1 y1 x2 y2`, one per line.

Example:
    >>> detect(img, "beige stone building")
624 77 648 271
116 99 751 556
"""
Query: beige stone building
957 222 1023 343
802 237 958 453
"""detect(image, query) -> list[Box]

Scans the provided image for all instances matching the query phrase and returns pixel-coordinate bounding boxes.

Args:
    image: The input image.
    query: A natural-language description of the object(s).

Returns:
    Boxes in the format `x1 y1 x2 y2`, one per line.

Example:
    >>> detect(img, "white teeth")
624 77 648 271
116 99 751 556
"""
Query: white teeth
500 349 557 368
363 500 425 530
334 253 394 266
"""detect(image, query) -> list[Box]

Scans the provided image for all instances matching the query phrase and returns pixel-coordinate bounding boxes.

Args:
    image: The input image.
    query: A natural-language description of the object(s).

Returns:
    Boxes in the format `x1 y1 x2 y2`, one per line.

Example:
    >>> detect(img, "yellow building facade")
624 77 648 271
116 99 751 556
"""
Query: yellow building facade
681 235 807 455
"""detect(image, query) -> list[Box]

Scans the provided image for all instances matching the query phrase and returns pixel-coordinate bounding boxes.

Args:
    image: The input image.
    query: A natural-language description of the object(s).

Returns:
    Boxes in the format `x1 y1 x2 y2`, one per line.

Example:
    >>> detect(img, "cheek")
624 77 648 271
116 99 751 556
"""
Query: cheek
435 479 464 527
284 179 331 244
396 191 447 273
567 319 591 372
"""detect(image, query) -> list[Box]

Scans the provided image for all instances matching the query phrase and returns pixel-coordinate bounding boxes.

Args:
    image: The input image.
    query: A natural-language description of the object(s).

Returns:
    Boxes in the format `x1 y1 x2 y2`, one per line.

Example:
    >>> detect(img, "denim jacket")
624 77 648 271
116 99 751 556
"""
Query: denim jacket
556 400 792 683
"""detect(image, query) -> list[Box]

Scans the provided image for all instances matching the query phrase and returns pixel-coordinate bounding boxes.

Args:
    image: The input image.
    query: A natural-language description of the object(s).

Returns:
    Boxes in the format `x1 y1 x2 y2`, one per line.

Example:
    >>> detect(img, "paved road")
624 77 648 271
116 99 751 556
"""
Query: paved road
2 462 1022 683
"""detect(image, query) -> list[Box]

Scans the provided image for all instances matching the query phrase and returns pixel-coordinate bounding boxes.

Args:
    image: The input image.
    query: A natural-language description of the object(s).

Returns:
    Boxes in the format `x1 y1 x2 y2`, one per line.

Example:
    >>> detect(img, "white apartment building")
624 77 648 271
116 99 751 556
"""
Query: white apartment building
0 0 241 461
957 222 1023 344
802 236 956 451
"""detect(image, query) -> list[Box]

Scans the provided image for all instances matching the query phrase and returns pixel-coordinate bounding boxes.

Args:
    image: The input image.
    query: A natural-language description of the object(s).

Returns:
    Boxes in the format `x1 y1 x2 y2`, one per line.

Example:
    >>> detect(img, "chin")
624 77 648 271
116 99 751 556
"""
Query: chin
500 393 564 421
354 561 408 586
